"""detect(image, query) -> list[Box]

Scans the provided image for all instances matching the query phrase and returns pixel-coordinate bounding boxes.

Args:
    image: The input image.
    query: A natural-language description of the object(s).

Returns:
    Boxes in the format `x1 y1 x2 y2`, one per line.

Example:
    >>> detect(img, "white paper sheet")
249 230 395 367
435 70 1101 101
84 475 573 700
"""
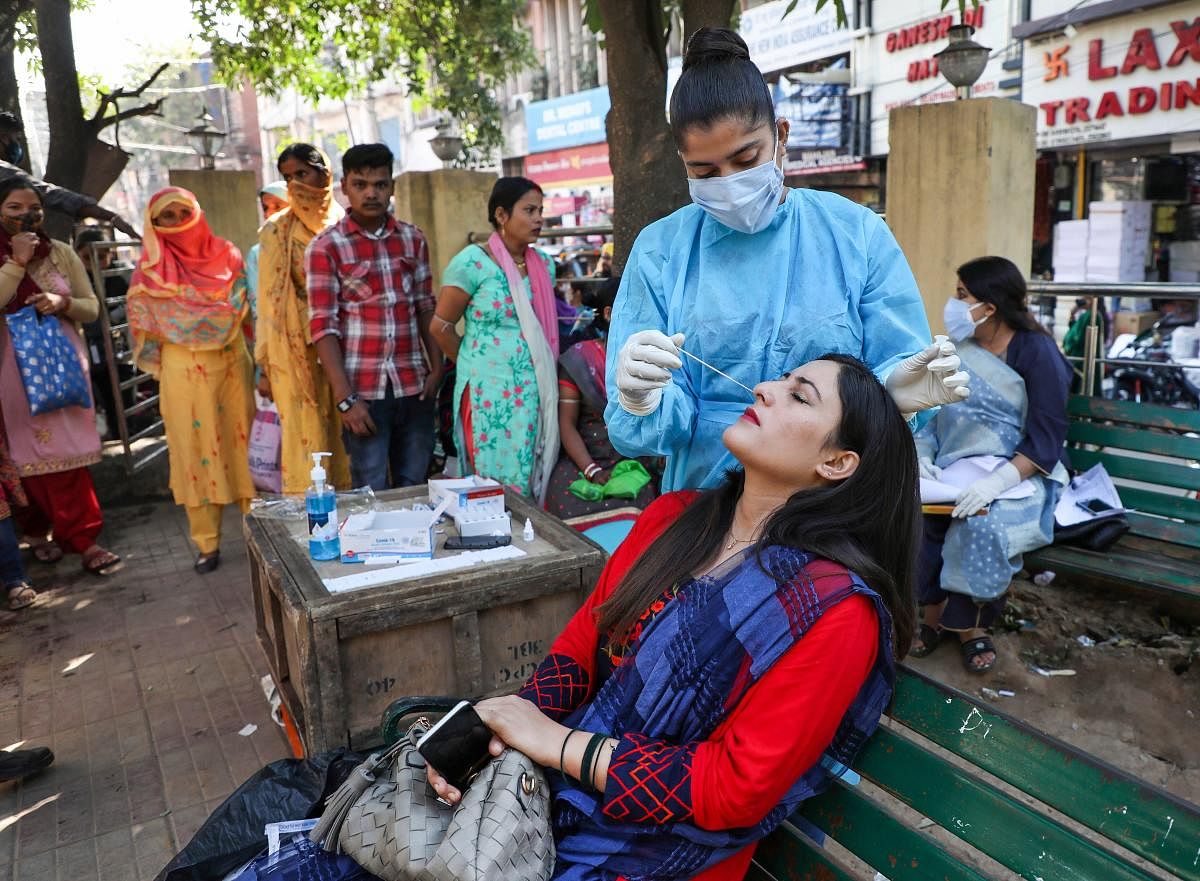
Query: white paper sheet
919 456 1038 504
322 544 528 593
1054 463 1125 527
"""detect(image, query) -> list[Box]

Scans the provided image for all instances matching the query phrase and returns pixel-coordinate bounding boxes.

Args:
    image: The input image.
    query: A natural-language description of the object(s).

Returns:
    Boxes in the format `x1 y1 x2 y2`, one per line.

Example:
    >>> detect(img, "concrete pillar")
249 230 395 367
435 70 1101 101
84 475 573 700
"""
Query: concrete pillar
393 169 497 285
168 169 260 258
886 97 1036 333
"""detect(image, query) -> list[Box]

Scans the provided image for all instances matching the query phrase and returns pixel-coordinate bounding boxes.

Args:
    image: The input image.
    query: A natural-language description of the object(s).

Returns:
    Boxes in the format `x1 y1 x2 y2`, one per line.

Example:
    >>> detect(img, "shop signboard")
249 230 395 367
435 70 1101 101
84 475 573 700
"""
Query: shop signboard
525 87 610 153
525 142 613 189
1022 5 1200 150
739 0 853 75
865 0 1014 154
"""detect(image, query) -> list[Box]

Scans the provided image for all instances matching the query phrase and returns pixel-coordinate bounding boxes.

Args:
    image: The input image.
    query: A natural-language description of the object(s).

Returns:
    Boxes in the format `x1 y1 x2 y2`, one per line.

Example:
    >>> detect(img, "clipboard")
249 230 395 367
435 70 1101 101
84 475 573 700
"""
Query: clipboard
921 504 988 516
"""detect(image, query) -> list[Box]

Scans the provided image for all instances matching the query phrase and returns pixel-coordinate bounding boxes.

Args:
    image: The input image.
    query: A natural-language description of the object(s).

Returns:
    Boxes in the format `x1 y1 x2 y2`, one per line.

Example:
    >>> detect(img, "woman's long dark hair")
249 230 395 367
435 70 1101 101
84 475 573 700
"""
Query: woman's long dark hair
276 142 327 174
488 176 542 230
596 354 918 657
958 256 1049 336
669 27 775 146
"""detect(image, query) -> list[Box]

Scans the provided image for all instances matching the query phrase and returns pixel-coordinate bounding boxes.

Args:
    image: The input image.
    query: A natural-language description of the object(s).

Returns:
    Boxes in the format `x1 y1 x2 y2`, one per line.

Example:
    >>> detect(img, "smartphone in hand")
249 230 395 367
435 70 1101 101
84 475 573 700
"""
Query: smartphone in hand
416 700 493 792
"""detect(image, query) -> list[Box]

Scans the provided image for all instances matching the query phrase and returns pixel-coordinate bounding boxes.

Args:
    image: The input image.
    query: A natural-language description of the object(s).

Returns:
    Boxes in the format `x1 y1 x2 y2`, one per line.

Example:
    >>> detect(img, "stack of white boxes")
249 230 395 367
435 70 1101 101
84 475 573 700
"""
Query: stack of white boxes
1085 201 1151 283
1169 241 1200 283
1052 219 1091 282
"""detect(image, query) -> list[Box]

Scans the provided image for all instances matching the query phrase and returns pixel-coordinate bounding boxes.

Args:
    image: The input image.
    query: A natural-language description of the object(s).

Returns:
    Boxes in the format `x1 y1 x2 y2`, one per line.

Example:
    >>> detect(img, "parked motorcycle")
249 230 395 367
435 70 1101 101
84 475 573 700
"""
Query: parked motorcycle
1106 316 1200 408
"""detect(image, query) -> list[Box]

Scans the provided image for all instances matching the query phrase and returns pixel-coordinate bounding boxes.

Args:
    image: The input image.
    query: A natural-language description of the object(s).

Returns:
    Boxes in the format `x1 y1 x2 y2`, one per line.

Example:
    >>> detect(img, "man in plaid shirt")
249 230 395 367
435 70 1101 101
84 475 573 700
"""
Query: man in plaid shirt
308 143 443 490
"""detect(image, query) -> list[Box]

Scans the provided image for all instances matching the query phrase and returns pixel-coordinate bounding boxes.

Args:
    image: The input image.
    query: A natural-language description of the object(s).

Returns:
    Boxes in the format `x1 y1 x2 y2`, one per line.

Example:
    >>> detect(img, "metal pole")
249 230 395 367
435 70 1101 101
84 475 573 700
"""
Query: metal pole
1082 294 1098 397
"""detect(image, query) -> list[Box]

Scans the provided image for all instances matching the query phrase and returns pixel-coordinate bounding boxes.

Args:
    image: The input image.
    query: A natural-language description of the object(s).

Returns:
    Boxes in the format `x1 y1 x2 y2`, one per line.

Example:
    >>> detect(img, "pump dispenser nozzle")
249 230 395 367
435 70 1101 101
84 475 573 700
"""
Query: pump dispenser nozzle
310 451 332 486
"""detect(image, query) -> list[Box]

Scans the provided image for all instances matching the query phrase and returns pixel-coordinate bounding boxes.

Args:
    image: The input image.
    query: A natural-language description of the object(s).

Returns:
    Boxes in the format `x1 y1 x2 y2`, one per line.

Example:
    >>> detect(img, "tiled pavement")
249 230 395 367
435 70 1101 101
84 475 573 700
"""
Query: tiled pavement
0 502 290 881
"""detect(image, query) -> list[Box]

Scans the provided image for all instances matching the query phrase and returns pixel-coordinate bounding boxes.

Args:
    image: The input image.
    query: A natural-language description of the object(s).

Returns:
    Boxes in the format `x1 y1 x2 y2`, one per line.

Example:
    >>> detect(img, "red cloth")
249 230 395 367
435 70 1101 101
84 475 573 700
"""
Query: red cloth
306 214 435 400
17 467 102 553
526 492 879 881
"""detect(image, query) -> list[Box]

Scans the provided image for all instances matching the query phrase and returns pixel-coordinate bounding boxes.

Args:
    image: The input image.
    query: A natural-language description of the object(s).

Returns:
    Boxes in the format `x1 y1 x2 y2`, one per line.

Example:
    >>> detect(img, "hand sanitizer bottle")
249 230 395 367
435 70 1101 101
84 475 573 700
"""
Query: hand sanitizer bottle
306 452 340 561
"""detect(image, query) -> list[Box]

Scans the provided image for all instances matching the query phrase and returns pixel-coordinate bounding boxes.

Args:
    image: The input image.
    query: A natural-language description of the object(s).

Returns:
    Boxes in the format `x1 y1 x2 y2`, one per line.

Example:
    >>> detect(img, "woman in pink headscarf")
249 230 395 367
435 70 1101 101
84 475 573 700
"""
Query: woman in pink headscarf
431 177 559 502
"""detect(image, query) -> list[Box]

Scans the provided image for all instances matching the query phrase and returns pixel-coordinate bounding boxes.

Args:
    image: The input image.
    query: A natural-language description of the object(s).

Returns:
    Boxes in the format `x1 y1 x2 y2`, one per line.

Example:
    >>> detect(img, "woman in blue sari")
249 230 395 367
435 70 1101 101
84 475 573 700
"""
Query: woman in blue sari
911 257 1072 673
427 354 918 881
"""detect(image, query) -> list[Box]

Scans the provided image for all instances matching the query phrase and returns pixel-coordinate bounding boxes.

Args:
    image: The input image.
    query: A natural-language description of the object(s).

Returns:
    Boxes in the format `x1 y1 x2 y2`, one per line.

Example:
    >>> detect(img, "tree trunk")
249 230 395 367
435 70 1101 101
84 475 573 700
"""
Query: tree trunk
599 0 735 273
34 0 91 190
0 36 30 173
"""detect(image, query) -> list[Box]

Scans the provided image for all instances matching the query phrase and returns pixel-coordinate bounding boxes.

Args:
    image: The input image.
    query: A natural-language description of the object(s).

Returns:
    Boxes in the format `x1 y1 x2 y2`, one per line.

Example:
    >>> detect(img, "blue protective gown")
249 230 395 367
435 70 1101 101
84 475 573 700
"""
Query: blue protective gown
604 187 931 491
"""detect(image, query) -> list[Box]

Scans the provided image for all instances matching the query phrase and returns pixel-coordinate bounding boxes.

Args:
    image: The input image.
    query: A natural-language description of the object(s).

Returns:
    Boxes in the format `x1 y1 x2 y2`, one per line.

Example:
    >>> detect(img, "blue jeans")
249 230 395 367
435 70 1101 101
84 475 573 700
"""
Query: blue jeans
0 517 27 590
342 386 436 491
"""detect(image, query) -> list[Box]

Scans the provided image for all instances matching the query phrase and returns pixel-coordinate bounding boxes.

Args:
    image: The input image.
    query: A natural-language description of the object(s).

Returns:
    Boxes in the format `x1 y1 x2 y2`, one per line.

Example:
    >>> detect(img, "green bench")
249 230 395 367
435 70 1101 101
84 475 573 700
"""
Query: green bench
381 665 1200 881
1024 395 1200 606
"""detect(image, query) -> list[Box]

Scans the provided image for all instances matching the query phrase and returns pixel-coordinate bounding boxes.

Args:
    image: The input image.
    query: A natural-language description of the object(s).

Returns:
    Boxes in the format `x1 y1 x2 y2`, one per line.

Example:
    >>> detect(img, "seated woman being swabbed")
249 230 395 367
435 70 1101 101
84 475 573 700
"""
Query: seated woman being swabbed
427 354 918 881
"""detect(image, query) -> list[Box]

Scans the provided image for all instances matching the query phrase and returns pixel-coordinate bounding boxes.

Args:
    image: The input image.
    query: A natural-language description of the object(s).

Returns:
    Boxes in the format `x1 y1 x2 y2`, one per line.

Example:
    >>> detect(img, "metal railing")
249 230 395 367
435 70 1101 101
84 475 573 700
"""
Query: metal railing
466 224 614 288
83 240 167 474
1027 281 1200 397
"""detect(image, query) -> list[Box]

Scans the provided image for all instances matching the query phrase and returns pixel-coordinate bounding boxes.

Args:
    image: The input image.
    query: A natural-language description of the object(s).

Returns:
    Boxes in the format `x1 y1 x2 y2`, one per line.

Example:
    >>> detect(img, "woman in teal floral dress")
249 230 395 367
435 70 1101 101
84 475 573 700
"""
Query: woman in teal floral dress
432 178 560 501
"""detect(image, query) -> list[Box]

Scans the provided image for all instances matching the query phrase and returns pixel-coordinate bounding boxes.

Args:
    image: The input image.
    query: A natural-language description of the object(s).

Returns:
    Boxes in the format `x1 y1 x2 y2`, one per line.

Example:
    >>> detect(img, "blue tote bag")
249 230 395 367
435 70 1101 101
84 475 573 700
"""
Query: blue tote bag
6 305 93 416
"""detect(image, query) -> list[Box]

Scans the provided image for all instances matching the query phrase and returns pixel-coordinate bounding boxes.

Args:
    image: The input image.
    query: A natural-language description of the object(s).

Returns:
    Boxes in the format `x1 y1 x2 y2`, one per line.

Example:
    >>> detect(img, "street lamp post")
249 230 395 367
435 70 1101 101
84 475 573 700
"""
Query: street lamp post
934 23 992 100
186 109 227 170
429 119 464 169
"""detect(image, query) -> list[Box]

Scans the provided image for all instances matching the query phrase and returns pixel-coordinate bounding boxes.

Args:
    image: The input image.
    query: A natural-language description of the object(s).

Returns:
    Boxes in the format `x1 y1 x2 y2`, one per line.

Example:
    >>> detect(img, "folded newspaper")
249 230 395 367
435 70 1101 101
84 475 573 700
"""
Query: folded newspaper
1054 463 1125 527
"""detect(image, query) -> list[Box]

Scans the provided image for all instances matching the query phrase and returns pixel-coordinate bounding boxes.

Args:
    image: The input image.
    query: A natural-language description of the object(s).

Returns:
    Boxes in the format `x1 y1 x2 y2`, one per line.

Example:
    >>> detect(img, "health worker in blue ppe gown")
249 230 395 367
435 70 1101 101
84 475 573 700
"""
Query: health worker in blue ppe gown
605 27 970 492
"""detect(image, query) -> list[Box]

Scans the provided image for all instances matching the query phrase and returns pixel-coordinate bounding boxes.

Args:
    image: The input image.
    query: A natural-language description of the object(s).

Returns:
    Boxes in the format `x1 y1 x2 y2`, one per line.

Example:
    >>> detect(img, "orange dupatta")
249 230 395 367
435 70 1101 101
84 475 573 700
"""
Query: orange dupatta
126 187 246 376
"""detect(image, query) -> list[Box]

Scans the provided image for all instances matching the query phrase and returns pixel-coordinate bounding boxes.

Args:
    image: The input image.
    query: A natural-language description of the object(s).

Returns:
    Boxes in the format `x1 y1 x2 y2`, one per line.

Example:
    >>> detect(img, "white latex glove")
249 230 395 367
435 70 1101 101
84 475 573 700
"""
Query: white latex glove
616 330 685 416
952 461 1021 519
885 335 971 419
918 456 942 481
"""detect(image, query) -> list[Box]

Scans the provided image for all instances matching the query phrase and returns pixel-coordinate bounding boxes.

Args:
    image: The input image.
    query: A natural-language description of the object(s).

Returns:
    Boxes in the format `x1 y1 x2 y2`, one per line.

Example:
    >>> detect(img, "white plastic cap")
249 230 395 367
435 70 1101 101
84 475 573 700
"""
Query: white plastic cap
310 451 332 484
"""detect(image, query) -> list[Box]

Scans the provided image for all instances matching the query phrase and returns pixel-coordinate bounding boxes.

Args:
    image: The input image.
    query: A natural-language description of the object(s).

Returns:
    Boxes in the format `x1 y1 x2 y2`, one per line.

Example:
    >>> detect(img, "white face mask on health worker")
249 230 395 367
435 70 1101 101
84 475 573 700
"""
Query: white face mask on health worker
943 298 988 342
687 145 785 235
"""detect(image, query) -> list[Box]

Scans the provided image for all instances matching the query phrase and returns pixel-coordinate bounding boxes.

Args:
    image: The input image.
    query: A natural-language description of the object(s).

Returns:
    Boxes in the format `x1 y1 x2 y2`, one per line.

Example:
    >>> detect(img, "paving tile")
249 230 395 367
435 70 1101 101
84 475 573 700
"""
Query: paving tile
13 849 52 881
53 838 97 880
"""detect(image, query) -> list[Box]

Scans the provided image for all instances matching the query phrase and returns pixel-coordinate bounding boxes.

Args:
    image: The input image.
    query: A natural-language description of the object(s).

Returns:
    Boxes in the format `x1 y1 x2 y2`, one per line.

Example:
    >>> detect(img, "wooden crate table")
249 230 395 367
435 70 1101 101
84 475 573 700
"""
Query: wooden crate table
244 486 605 755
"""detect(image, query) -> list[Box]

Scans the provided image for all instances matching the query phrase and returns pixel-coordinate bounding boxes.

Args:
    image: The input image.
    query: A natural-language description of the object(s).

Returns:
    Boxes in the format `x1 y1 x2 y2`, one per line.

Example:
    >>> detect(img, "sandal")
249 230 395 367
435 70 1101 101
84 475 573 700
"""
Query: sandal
960 635 997 674
28 538 63 564
194 551 220 574
6 583 36 610
81 546 121 576
908 622 943 658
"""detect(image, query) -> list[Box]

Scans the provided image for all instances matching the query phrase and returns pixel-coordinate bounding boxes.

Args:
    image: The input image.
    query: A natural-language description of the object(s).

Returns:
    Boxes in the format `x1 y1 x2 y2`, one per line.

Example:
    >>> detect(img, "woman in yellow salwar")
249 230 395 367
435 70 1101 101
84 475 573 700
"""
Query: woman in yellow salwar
255 143 349 493
127 187 255 574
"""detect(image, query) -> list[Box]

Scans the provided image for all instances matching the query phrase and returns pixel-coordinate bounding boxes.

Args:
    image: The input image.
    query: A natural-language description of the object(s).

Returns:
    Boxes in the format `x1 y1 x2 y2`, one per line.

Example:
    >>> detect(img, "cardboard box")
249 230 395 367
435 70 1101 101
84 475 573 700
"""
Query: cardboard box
428 477 505 517
1112 311 1160 337
454 511 512 538
338 510 436 562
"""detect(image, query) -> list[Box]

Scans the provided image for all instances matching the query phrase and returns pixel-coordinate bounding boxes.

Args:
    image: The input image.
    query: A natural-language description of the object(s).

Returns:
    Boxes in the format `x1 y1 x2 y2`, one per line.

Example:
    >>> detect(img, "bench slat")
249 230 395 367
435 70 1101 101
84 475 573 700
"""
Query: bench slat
1067 420 1200 461
889 668 1200 881
1068 395 1200 433
857 726 1161 881
800 780 989 881
1124 511 1200 546
1025 543 1200 598
1069 448 1200 493
1115 486 1200 526
750 819 856 881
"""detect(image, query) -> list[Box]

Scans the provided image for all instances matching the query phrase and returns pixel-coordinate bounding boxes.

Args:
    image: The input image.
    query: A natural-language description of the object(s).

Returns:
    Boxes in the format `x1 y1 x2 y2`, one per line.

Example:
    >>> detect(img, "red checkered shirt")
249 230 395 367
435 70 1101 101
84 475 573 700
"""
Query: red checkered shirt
306 213 435 400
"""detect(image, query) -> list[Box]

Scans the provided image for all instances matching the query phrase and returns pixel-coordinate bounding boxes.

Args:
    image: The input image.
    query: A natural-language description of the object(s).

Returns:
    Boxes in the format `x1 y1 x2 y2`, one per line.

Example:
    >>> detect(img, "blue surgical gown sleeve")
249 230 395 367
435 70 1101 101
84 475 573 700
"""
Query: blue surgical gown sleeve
603 230 696 459
858 211 930 384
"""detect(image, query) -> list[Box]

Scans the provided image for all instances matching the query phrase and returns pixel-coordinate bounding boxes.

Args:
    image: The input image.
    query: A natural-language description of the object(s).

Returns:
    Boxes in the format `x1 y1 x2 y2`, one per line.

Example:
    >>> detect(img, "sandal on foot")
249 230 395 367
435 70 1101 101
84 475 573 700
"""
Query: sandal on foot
908 622 943 658
82 546 121 575
6 583 36 610
960 635 997 674
28 539 62 564
194 551 220 574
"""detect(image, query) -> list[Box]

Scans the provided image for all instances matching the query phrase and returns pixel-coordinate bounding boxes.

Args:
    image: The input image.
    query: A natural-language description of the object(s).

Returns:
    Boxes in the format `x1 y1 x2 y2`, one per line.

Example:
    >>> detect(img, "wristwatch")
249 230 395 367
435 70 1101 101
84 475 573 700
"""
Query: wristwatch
337 393 360 413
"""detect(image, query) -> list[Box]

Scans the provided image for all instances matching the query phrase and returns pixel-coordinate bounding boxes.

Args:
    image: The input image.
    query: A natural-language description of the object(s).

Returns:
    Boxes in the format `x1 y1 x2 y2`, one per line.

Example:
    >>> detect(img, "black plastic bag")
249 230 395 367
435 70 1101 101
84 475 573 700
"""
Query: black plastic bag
1054 514 1130 552
154 748 366 881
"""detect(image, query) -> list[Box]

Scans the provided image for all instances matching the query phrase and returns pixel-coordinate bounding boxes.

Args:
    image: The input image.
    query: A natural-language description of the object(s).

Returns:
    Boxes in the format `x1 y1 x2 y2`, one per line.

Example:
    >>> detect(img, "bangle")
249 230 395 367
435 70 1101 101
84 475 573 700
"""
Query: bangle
558 728 578 784
592 739 615 791
579 732 607 791
583 463 600 480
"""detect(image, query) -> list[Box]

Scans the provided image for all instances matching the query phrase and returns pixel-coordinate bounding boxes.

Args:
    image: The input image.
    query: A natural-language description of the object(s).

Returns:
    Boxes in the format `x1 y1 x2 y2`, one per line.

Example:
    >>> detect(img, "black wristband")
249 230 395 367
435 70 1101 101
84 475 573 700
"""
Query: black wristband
558 729 578 785
579 732 607 791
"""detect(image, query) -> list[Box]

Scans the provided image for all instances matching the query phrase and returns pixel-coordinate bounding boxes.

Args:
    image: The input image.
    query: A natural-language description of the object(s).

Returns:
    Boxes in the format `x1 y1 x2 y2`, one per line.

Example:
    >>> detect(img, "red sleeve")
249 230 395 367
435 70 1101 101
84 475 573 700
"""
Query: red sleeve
518 492 698 719
600 571 878 831
306 234 340 343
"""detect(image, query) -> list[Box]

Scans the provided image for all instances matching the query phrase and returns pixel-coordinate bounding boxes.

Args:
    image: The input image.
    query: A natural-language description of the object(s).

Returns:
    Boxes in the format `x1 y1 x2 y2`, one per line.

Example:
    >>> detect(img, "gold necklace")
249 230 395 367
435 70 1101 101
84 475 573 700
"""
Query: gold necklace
725 533 754 551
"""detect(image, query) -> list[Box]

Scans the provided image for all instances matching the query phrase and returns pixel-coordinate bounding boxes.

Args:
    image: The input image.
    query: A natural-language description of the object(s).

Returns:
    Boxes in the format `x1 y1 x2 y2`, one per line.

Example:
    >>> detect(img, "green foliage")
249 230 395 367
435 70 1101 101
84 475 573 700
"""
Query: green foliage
192 0 533 157
783 0 977 27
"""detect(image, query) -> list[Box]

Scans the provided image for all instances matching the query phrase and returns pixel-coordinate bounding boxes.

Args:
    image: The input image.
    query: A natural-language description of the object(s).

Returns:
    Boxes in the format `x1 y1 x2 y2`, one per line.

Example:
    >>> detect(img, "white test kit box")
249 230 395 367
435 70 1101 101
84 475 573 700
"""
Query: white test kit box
428 477 506 517
453 511 512 538
339 510 437 563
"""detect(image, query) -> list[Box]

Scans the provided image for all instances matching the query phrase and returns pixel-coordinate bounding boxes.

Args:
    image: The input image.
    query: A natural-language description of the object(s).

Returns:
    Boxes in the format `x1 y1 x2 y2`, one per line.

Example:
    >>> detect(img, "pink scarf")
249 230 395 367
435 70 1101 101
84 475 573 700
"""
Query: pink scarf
487 232 559 353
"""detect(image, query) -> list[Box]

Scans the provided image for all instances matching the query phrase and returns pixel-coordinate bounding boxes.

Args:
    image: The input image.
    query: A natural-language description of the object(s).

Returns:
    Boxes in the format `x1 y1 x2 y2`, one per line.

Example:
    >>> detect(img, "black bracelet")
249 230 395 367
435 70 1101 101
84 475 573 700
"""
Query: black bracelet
579 732 607 791
558 729 579 785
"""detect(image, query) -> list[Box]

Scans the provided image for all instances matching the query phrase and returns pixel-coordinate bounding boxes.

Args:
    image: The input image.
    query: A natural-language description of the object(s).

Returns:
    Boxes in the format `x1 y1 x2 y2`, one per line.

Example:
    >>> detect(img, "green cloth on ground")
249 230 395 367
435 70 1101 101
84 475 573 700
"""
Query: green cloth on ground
568 460 652 502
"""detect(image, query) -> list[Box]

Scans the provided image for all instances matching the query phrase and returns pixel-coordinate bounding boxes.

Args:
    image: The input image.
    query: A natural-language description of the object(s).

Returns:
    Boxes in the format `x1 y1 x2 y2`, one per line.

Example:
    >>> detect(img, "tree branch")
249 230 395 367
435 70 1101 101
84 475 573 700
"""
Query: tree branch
90 61 169 125
91 96 166 133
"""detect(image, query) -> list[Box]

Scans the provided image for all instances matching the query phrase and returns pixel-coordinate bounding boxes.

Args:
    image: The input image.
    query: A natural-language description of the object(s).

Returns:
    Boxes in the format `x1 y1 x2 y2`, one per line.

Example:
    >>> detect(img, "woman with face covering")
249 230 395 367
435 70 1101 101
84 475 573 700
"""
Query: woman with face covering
255 143 349 494
607 28 970 493
127 188 255 574
0 177 120 576
426 354 917 881
910 257 1072 673
431 177 559 501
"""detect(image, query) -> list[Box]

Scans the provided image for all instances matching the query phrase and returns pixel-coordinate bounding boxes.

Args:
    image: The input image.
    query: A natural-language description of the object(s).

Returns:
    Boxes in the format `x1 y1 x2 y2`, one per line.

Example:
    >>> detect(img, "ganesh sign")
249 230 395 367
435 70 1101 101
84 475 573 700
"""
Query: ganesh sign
1023 8 1200 149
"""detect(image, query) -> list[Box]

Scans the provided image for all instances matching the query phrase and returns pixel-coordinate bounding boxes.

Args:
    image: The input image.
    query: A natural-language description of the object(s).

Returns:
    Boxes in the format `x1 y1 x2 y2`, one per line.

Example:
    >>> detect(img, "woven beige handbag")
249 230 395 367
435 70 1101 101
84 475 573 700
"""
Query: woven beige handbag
310 720 555 881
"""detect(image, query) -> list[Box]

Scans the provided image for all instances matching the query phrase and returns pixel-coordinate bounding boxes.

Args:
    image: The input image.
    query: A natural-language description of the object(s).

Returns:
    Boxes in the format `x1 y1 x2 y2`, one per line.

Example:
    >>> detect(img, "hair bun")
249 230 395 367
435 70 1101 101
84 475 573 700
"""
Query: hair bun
683 27 751 71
